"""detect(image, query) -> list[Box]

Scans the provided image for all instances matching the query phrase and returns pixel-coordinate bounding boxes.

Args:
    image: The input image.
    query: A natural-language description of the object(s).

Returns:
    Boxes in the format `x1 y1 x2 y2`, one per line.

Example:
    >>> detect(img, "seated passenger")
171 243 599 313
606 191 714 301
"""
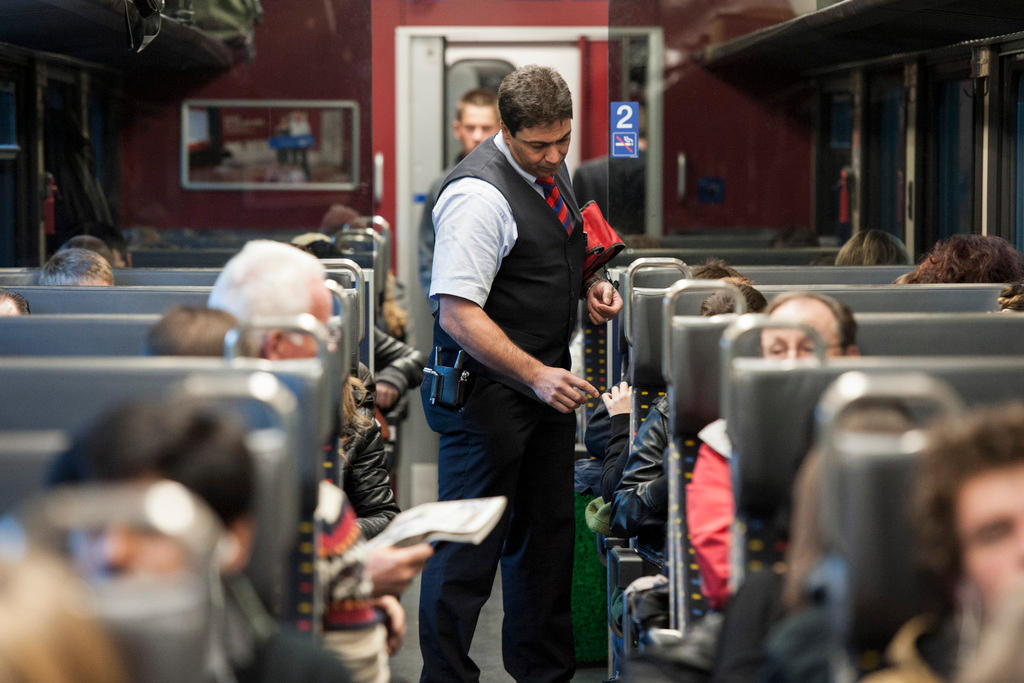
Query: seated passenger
289 238 424 416
900 233 1024 284
607 280 767 559
145 305 243 356
0 551 128 683
0 287 29 316
207 240 426 677
38 247 113 286
687 292 858 610
52 400 356 683
998 283 1024 312
865 401 1024 681
58 234 117 267
834 229 911 266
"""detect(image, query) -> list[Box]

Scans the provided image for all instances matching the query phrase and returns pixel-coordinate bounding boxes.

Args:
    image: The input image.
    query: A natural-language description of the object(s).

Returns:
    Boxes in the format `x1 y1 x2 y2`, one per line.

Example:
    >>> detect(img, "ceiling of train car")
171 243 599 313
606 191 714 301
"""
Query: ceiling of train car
698 0 1024 80
0 0 231 72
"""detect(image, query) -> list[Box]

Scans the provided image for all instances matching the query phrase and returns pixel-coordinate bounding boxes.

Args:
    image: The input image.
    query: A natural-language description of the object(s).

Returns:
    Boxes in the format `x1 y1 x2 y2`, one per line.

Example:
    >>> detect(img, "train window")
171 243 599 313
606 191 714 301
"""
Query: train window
816 88 853 238
0 82 13 266
444 59 514 167
928 78 975 247
866 75 905 238
0 82 13 150
1016 73 1024 252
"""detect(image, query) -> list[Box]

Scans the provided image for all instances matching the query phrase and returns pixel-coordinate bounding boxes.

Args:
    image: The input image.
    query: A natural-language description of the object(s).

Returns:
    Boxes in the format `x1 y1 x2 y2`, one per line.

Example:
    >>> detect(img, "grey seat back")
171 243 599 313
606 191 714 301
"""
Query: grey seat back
0 430 70 513
667 283 1003 316
130 248 238 267
610 246 840 267
814 373 963 663
0 357 327 494
740 265 912 285
8 286 211 314
0 314 160 356
725 356 1024 519
854 312 1024 355
663 311 1024 439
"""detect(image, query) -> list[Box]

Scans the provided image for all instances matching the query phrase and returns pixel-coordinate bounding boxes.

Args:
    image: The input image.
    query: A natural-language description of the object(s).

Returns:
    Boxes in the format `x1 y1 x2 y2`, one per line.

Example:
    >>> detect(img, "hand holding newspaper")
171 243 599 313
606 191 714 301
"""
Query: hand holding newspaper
365 495 508 549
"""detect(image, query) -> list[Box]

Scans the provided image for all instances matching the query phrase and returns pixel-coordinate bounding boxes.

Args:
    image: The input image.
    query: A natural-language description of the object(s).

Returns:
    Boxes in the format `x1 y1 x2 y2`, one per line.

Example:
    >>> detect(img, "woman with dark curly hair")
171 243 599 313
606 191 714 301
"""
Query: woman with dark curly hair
900 234 1024 284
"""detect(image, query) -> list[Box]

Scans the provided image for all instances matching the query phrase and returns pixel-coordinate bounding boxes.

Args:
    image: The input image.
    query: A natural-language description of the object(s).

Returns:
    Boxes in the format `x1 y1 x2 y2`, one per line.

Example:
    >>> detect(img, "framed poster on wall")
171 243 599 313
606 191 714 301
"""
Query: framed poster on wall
181 99 359 191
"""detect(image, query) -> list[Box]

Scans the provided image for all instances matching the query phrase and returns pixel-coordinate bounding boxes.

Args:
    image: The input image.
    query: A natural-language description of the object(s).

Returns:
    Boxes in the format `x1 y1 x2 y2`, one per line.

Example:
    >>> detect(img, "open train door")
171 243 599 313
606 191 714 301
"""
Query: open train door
395 27 662 507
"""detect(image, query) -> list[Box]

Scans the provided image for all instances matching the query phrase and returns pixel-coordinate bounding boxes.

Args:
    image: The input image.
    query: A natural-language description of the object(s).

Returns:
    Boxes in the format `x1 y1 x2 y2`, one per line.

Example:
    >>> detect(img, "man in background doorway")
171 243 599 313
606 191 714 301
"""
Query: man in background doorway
417 88 500 310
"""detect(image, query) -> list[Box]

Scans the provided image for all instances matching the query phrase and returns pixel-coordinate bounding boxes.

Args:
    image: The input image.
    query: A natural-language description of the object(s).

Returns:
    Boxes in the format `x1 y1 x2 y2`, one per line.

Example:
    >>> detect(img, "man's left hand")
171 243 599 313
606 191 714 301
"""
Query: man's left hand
586 280 623 324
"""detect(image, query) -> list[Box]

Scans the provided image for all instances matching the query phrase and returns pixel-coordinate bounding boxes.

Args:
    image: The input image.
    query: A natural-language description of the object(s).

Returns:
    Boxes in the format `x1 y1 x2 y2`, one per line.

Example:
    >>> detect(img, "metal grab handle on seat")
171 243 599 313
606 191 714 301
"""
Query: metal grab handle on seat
624 257 689 346
661 278 746 387
320 258 365 343
323 279 355 375
815 370 965 450
224 313 331 370
814 371 965 549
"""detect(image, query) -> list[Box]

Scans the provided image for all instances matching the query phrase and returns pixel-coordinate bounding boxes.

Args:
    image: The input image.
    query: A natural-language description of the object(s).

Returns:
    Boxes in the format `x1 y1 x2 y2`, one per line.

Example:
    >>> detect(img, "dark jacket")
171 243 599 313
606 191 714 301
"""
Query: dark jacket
373 327 425 413
341 371 400 539
610 395 669 549
599 408 632 504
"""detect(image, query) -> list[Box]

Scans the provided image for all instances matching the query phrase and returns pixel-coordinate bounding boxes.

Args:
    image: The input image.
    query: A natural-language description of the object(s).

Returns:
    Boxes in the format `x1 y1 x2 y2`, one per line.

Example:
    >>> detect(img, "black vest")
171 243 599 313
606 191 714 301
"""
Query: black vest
433 136 586 398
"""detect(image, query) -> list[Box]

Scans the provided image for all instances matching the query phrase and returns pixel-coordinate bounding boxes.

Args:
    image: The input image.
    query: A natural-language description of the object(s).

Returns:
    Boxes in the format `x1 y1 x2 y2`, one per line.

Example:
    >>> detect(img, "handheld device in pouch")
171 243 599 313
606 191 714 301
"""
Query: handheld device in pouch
424 347 473 410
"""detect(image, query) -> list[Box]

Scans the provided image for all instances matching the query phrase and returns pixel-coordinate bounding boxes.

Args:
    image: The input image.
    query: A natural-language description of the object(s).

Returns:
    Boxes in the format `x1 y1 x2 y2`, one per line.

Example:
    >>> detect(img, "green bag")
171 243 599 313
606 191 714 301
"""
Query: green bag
166 0 262 48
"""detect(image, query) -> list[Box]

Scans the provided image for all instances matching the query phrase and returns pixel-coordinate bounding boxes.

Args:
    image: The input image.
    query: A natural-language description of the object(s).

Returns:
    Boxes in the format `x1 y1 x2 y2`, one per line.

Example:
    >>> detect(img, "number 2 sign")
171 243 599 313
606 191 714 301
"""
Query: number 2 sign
610 101 639 159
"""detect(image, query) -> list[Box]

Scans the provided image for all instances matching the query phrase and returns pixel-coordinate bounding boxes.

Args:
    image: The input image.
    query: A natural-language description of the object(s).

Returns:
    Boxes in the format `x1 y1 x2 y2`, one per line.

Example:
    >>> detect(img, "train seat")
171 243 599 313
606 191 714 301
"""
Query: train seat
724 356 1024 586
0 314 160 356
610 246 841 268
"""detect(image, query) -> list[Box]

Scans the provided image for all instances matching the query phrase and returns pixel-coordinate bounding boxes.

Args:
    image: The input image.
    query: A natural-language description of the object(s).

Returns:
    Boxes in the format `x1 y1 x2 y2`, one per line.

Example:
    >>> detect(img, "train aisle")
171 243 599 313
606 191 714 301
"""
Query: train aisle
391 573 608 682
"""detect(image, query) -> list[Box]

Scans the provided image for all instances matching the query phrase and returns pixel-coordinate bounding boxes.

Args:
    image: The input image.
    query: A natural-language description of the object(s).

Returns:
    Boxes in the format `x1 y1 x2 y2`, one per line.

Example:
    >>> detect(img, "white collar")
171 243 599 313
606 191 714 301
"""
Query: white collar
697 418 732 459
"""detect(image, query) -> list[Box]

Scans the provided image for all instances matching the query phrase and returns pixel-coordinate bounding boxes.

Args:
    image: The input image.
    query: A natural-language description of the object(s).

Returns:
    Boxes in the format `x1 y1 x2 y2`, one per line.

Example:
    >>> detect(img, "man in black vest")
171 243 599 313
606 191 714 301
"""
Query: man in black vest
419 65 622 682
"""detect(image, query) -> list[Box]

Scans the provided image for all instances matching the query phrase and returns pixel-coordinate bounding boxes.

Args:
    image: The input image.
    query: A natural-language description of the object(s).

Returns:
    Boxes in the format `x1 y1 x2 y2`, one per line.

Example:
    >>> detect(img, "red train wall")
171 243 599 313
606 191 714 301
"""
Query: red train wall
612 0 813 233
119 0 373 231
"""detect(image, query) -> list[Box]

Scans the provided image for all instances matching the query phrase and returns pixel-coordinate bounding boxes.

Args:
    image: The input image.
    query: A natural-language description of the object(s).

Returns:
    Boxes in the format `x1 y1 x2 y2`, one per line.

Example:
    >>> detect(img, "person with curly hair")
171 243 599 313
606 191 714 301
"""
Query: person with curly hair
900 234 1024 284
998 283 1024 312
864 401 1024 681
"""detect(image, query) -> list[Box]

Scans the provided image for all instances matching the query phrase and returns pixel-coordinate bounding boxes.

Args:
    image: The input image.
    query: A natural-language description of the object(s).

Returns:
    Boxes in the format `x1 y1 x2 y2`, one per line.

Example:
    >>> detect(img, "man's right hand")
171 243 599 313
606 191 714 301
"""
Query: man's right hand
529 366 598 414
364 543 434 596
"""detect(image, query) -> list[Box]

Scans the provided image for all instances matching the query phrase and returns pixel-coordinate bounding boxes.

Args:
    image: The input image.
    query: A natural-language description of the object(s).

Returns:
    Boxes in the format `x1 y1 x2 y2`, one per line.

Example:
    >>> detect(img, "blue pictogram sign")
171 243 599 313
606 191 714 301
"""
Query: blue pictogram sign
610 101 640 159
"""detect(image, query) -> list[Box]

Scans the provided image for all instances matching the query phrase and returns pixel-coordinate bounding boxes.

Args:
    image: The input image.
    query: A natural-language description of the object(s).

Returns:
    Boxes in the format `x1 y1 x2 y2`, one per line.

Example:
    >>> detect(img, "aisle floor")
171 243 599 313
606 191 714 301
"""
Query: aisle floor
390 573 608 683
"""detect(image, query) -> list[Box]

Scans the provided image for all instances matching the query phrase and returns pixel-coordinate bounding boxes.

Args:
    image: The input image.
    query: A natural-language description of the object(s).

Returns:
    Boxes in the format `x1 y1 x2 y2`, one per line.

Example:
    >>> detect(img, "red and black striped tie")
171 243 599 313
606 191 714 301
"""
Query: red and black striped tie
535 176 571 233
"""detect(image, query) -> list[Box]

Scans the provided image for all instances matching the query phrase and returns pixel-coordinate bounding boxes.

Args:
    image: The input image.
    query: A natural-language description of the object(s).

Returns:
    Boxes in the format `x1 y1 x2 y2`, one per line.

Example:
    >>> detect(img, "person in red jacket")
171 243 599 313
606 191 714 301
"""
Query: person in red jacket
686 292 859 609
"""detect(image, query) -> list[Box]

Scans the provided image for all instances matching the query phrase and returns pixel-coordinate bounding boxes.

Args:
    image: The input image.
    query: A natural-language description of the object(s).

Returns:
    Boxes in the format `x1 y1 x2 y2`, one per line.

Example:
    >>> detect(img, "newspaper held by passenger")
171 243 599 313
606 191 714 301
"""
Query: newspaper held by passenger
366 496 507 549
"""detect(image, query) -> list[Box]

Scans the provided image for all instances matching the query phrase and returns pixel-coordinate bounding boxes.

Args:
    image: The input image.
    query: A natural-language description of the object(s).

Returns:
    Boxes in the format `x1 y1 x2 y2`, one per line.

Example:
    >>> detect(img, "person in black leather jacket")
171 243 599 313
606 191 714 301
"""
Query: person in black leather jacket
373 327 425 418
609 394 671 557
342 363 401 539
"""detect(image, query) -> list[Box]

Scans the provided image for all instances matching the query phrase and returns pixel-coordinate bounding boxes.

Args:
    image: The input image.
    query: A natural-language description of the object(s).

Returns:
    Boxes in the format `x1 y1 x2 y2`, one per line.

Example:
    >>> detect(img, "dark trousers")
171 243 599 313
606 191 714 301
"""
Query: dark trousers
419 377 577 682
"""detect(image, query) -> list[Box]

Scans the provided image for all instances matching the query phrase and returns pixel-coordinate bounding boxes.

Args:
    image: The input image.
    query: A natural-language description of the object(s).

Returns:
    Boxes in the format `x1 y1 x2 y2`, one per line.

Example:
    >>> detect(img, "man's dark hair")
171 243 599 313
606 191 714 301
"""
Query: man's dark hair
146 306 242 357
38 248 113 286
457 88 498 121
914 401 1024 613
772 225 820 248
0 287 30 314
66 400 254 525
58 235 115 267
691 258 748 281
765 291 858 351
700 279 767 316
498 65 573 136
